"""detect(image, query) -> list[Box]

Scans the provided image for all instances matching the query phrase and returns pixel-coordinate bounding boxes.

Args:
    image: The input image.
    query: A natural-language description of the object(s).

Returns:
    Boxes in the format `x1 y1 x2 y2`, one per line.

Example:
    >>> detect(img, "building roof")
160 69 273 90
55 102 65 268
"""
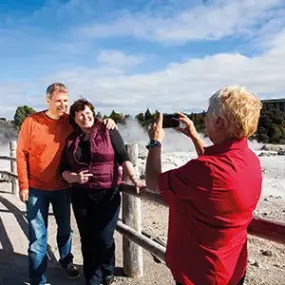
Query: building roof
261 99 285 104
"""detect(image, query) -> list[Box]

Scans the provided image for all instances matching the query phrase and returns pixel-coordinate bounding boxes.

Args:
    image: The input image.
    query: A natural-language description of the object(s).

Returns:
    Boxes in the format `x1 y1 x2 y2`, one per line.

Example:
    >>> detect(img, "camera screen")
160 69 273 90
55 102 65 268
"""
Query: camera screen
163 114 179 128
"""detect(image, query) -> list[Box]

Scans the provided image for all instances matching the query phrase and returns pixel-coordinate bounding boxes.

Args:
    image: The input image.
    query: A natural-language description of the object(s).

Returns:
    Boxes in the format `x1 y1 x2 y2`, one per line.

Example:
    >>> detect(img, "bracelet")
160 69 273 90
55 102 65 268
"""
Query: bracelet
146 140 161 150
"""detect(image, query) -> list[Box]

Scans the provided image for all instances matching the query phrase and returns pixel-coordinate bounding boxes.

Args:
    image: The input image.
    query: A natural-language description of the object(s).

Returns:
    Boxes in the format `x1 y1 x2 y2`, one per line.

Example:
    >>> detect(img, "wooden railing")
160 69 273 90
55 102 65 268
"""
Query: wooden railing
0 141 18 194
1 141 285 279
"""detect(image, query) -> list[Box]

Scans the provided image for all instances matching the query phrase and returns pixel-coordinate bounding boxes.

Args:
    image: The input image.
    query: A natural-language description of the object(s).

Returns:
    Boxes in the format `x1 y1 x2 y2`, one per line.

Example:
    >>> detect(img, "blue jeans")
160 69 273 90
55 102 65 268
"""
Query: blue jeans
27 188 73 285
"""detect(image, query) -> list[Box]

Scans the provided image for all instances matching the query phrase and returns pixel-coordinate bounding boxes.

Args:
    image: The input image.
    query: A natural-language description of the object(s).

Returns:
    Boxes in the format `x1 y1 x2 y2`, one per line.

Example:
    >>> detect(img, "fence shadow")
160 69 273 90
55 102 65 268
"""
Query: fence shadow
0 195 126 284
0 249 85 285
0 248 125 285
0 250 29 285
0 195 66 284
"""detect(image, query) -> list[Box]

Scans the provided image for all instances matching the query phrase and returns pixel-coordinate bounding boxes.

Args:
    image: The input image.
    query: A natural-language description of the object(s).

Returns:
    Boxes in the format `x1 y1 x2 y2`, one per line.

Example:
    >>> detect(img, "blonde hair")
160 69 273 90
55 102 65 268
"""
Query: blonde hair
46 83 68 99
208 85 262 139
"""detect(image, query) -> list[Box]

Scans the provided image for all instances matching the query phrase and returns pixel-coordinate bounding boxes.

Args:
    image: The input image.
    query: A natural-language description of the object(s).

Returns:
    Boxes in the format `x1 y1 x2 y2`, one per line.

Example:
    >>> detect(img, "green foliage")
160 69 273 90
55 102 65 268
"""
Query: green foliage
135 108 157 129
132 107 285 144
96 111 103 119
256 109 285 143
136 112 144 122
144 108 153 121
14 105 36 132
189 111 206 133
9 102 279 144
108 110 126 123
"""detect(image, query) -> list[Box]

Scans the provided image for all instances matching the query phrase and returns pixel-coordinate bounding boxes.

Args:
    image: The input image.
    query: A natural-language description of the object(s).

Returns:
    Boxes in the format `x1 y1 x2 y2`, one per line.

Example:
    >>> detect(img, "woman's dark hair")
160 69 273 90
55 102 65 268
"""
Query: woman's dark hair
69 98 96 128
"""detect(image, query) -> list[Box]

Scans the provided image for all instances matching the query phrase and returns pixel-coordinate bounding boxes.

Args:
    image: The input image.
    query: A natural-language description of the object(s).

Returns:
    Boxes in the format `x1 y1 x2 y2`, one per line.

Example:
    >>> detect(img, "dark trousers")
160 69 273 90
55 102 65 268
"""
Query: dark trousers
27 188 73 285
71 188 120 285
176 274 246 285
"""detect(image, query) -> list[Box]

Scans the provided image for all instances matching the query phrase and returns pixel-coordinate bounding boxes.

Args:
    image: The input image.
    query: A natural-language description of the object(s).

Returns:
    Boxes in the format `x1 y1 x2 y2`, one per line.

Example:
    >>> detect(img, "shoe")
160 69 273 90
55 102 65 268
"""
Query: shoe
103 275 114 285
65 263 80 280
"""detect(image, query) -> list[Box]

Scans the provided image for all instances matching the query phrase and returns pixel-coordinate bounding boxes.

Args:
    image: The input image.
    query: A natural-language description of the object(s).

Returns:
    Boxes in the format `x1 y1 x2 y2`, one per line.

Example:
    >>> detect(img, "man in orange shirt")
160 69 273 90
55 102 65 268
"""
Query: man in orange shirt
16 83 116 285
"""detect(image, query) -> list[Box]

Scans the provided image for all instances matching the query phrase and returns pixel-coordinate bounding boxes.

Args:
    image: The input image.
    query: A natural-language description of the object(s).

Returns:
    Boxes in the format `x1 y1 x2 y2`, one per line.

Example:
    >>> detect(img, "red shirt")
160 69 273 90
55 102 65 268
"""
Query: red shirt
158 139 262 285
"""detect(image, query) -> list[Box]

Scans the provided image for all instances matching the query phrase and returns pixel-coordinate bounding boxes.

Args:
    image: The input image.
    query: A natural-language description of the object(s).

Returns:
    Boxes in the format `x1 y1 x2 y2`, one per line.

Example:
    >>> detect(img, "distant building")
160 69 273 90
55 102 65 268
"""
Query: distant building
261 99 285 112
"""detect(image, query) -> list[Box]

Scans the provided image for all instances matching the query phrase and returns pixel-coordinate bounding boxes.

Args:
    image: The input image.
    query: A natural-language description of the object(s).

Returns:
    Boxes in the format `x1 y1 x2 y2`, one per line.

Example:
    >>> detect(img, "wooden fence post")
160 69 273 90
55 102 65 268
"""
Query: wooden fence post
10 141 18 195
122 143 143 278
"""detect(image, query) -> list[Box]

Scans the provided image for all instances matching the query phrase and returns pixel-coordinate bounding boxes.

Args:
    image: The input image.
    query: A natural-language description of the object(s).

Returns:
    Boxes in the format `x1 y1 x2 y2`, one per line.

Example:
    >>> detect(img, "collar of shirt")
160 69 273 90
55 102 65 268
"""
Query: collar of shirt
204 138 248 155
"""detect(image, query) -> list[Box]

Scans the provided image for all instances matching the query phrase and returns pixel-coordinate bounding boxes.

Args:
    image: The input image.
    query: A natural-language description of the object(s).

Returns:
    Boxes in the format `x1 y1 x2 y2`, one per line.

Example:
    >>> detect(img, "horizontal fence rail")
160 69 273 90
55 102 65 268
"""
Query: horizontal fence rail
0 170 18 179
119 182 285 245
3 170 285 246
0 141 18 194
116 221 166 262
247 217 285 244
0 156 16 162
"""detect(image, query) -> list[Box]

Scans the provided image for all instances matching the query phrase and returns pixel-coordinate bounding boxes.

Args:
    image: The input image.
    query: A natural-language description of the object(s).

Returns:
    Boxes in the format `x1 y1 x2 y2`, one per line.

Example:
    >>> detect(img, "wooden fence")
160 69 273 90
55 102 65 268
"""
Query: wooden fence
1 141 285 279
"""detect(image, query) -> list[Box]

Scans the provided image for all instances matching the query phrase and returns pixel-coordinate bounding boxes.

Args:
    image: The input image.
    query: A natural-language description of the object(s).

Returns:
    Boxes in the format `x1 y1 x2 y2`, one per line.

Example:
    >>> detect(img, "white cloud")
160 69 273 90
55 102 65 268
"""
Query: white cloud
42 28 285 116
1 0 285 120
0 84 33 118
267 28 285 56
97 50 144 68
81 0 284 44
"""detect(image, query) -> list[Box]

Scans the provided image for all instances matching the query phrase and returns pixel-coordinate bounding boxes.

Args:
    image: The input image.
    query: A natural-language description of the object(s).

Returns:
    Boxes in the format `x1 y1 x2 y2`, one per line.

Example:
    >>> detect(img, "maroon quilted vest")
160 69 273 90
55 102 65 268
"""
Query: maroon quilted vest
66 122 122 189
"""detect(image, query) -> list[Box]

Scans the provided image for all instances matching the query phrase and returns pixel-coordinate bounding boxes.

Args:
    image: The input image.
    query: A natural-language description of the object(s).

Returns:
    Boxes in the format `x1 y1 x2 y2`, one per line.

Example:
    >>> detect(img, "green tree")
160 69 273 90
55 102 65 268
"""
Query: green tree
14 105 36 132
96 111 103 119
256 134 270 143
144 108 153 121
136 112 144 122
256 108 285 143
109 110 125 123
189 112 206 133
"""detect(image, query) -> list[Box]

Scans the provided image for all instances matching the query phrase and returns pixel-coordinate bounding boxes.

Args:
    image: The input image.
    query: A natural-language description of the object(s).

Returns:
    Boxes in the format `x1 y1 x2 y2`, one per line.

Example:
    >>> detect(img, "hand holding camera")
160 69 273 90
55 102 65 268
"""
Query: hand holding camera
148 112 199 139
147 112 204 156
161 112 198 138
175 112 199 139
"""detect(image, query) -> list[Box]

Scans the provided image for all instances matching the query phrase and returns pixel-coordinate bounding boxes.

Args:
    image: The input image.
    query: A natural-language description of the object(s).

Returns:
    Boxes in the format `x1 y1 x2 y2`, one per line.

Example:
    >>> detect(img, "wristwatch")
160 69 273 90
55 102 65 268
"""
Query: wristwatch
146 140 161 150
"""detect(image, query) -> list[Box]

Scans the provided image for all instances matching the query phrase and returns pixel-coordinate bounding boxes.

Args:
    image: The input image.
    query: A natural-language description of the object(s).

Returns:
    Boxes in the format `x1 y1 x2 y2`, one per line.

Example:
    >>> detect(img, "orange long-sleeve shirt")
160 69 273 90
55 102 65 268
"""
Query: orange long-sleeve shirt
16 111 73 191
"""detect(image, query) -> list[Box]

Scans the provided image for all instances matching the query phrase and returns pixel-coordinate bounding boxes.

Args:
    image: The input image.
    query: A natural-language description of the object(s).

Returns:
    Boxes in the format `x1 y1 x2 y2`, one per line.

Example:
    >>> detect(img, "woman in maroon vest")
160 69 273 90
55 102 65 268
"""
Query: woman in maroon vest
61 99 144 285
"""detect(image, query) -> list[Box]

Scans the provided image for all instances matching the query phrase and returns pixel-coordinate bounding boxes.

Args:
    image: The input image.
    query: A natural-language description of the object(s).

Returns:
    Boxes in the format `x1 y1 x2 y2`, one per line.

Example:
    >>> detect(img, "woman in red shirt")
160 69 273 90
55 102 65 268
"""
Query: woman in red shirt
145 86 262 285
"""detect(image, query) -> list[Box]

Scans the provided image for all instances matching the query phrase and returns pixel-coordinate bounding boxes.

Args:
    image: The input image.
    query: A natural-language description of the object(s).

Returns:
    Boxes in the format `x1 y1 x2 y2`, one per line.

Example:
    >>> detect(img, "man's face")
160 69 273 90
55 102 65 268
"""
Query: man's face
46 91 68 117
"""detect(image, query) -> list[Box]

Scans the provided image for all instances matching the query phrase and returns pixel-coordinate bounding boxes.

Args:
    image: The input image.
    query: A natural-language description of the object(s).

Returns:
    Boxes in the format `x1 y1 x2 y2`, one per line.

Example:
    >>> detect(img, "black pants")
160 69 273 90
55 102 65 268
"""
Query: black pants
71 188 120 285
176 274 246 285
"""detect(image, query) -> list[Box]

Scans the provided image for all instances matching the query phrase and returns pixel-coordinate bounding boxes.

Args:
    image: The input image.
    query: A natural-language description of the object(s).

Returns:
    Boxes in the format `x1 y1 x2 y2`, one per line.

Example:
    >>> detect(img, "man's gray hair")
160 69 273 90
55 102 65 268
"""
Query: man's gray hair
46 83 68 98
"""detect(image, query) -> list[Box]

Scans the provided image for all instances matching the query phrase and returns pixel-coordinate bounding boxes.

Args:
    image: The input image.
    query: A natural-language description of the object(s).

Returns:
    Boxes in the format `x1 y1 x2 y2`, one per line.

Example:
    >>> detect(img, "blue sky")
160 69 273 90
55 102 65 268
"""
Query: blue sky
1 0 285 119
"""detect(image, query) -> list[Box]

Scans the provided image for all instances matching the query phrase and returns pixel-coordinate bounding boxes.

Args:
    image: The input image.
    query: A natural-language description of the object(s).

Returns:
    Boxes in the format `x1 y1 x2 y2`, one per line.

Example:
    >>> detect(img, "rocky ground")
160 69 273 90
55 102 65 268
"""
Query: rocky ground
141 195 285 285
